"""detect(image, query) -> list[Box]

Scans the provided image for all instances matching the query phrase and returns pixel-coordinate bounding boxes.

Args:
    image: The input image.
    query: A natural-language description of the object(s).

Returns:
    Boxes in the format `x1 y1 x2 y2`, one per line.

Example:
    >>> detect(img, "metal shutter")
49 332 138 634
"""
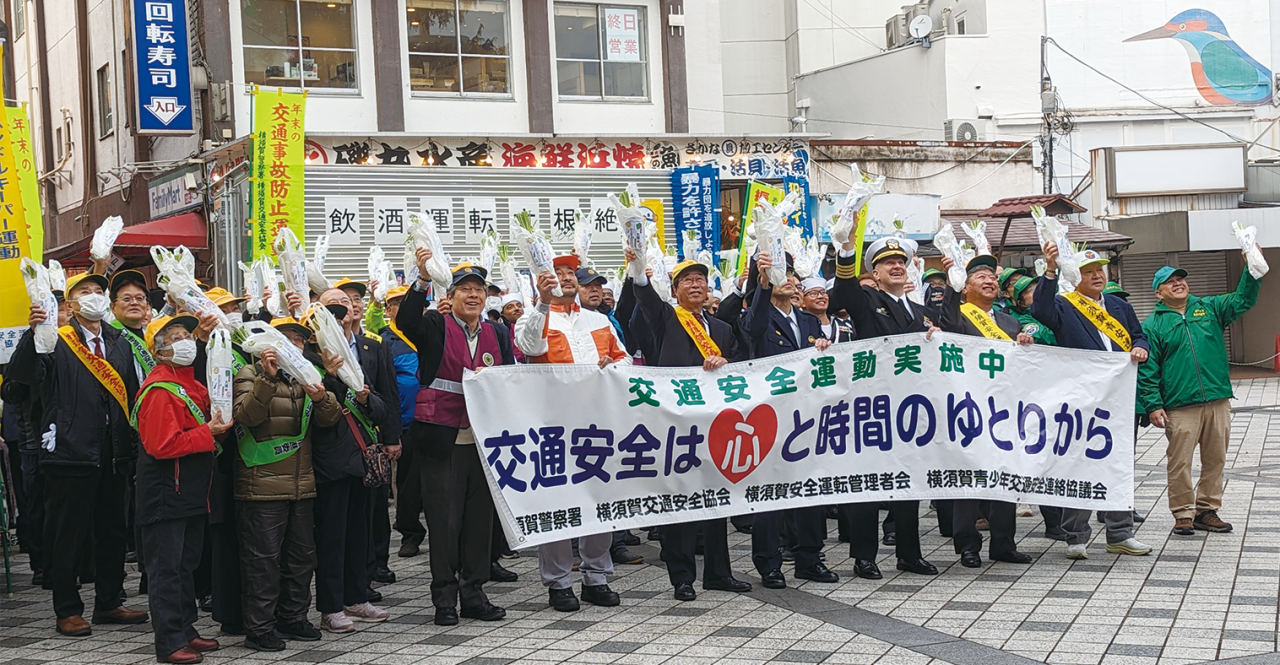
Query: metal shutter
1118 250 1231 357
303 166 676 281
1117 253 1169 323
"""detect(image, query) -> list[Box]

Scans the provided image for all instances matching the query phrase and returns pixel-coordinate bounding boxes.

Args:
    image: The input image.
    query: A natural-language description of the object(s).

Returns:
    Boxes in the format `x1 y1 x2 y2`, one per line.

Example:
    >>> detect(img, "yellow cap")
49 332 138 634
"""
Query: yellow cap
144 314 198 353
333 278 367 298
386 285 410 301
270 317 312 340
671 260 709 283
65 272 109 295
204 286 247 307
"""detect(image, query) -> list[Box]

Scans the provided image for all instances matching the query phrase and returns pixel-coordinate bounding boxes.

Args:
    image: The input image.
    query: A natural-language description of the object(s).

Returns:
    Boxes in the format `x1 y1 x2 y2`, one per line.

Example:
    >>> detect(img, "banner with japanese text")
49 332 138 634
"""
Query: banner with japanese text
0 51 33 363
11 105 40 264
250 88 306 259
737 181 783 275
670 165 720 264
465 332 1137 549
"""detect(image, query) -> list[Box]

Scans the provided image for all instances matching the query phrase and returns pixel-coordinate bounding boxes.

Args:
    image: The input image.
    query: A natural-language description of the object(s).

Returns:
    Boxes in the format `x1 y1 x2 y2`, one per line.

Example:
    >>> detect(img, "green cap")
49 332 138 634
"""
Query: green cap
965 255 998 275
922 268 945 281
998 267 1028 289
1103 281 1129 298
1011 275 1039 302
1151 266 1187 291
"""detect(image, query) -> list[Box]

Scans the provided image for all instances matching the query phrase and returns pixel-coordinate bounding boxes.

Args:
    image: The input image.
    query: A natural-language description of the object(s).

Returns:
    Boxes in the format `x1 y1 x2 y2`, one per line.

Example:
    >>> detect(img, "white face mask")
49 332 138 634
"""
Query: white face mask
74 293 111 321
225 312 244 326
165 339 198 367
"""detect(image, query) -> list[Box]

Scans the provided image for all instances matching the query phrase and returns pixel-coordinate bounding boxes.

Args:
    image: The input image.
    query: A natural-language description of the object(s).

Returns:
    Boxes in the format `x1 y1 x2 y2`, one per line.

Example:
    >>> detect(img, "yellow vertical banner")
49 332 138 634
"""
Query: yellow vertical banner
640 199 664 245
250 87 307 259
0 45 33 362
737 181 784 274
11 104 42 264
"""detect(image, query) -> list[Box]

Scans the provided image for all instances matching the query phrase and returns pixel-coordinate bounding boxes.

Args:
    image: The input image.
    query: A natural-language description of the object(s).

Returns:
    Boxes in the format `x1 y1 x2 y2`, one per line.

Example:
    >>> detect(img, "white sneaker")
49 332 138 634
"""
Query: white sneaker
344 602 390 622
1065 544 1088 559
1016 503 1035 517
322 612 355 633
1106 538 1152 556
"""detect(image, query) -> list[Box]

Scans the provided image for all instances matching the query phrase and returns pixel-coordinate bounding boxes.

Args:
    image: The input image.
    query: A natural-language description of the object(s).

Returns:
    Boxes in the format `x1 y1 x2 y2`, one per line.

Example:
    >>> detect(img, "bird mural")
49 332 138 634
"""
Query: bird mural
1125 9 1273 105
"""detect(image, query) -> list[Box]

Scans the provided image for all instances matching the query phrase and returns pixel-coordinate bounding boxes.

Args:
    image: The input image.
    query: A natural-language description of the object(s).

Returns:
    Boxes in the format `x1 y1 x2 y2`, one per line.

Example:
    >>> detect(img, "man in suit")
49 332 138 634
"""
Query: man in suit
937 254 1036 568
744 252 839 589
827 237 940 579
1031 247 1153 559
627 249 753 602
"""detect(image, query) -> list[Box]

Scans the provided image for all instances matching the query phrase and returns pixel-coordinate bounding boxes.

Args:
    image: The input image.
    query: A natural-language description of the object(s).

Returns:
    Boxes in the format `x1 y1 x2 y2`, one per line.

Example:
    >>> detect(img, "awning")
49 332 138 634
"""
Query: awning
46 211 207 268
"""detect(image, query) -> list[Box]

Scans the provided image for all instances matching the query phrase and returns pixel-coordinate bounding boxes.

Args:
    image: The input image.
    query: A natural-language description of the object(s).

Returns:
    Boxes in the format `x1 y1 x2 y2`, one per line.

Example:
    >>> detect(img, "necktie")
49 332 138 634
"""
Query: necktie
92 338 104 359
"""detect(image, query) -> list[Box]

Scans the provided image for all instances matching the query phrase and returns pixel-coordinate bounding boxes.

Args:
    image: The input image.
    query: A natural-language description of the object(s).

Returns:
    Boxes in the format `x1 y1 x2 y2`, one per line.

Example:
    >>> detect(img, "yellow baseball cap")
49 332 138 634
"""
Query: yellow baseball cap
204 286 247 307
144 314 198 353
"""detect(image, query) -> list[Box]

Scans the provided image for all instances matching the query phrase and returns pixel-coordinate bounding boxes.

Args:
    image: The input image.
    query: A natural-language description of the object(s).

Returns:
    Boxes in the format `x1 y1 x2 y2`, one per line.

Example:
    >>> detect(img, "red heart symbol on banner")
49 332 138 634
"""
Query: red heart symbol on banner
707 405 779 484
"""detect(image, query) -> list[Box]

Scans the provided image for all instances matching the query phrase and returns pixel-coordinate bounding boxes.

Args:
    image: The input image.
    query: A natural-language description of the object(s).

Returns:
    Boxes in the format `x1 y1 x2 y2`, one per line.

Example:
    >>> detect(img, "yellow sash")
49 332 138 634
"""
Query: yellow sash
674 307 721 359
1062 291 1132 352
959 303 1012 341
387 320 417 352
58 325 130 413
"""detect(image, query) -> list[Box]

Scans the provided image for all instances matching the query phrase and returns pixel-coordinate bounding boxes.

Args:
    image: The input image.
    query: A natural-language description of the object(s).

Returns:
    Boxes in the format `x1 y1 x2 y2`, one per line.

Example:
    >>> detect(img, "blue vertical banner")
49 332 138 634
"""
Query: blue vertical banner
671 165 720 264
131 0 195 134
782 176 812 239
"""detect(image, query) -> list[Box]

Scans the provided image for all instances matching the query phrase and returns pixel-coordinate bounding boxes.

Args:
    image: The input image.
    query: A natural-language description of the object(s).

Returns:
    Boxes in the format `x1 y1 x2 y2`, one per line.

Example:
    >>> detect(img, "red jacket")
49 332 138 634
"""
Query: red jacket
135 364 218 524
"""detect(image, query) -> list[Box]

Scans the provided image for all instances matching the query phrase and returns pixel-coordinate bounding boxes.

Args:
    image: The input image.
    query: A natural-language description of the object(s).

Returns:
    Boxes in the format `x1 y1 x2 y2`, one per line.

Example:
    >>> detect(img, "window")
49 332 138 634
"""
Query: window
55 127 62 161
97 64 114 138
554 3 648 99
955 15 966 35
406 0 509 95
241 0 358 90
14 0 25 40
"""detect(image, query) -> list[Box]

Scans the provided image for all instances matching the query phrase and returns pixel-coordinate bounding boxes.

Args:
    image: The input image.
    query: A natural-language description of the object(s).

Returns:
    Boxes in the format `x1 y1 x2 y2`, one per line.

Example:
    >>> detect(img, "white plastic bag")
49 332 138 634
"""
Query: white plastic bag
406 212 451 288
307 235 332 295
512 209 561 297
20 258 59 353
479 229 500 277
753 191 802 288
236 321 324 387
402 241 421 287
574 224 594 266
152 246 231 329
1232 221 1269 279
831 164 885 245
932 224 969 292
679 229 701 260
306 304 365 392
206 328 235 423
907 256 925 305
961 220 991 257
274 229 311 318
367 246 392 305
47 260 66 293
262 261 286 319
613 184 647 268
240 260 263 315
90 216 124 261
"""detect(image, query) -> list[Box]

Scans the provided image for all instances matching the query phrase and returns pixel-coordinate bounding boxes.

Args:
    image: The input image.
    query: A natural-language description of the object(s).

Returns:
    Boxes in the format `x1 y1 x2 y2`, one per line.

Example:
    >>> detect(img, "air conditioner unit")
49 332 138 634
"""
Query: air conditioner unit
885 14 908 49
944 118 985 141
904 3 931 23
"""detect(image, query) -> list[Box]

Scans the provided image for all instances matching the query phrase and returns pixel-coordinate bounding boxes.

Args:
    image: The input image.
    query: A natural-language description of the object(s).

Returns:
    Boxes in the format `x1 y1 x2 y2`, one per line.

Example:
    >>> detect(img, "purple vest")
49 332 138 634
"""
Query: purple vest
414 316 502 429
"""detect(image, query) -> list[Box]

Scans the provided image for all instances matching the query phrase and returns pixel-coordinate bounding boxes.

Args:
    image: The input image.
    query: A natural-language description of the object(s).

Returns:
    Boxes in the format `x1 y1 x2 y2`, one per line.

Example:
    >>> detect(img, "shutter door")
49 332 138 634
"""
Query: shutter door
1118 250 1231 357
1117 253 1169 323
303 166 676 281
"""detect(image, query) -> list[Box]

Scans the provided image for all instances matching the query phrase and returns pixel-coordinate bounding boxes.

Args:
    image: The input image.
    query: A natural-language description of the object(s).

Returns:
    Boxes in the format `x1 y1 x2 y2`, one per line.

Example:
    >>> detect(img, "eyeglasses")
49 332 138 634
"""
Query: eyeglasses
116 296 149 305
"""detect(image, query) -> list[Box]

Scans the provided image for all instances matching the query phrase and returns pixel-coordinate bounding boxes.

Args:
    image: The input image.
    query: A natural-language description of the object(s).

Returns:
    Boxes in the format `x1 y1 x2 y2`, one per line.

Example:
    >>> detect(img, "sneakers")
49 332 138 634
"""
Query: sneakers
1172 517 1195 536
274 619 321 641
1105 538 1152 556
1016 503 1035 517
1065 544 1088 559
1194 510 1232 533
243 632 286 652
344 602 390 622
321 612 355 634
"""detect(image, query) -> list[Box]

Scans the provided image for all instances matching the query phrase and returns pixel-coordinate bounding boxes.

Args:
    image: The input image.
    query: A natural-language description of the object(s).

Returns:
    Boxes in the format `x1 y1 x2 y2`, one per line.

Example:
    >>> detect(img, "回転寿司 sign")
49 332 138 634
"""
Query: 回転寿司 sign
131 0 195 135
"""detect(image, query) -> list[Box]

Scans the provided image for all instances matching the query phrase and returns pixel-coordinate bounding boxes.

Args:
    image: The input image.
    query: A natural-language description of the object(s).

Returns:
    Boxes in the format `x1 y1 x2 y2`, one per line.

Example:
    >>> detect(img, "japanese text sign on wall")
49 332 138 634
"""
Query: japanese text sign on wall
325 196 361 246
0 46 34 363
373 197 409 246
250 88 307 259
603 7 642 62
465 333 1137 548
670 165 720 264
130 0 195 134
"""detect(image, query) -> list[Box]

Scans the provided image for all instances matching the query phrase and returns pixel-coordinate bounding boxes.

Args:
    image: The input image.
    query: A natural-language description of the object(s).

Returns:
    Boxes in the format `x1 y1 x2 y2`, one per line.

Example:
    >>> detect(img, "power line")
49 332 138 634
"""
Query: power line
940 139 1036 199
798 0 885 54
693 106 1039 140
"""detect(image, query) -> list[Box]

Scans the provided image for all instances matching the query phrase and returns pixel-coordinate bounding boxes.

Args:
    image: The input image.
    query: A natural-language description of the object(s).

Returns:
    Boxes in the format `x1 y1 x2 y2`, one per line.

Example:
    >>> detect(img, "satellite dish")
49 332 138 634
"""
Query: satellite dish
909 14 933 39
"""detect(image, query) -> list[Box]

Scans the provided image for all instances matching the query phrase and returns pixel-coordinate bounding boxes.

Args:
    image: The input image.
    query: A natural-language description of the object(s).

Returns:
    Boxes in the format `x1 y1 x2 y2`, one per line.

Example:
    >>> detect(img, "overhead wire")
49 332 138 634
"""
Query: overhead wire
797 0 886 53
939 139 1036 199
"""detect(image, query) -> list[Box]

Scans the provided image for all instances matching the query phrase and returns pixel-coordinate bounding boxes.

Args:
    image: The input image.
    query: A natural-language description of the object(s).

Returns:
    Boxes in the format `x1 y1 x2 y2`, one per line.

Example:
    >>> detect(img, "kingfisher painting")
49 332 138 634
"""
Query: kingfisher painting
1125 9 1273 105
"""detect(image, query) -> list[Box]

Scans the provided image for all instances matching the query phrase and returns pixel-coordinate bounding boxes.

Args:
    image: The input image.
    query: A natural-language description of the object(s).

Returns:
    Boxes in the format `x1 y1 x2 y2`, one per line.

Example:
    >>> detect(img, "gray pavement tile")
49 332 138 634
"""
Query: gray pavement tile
944 602 991 612
386 614 432 624
420 634 474 646
1241 546 1280 553
1049 590 1093 599
1143 580 1188 589
713 626 766 638
772 649 831 662
659 607 707 617
1154 556 1198 563
283 651 345 661
457 658 515 665
619 591 659 600
0 637 43 648
1126 609 1177 619
507 603 548 612
587 642 643 653
1019 621 1071 632
546 620 597 631
1230 596 1278 606
1236 569 1280 577
1221 630 1277 643
1105 644 1163 657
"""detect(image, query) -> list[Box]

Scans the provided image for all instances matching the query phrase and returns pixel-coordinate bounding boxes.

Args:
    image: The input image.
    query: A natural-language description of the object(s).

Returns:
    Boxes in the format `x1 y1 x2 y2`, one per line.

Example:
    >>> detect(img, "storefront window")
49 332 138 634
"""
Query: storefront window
554 3 648 99
241 0 358 90
407 0 510 95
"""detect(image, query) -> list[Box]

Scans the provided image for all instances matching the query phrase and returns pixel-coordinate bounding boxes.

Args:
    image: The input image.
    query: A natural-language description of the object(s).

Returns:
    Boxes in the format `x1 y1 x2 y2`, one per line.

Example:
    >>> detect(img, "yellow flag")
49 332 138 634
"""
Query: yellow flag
738 181 784 274
0 45 33 362
250 88 307 259
11 104 41 264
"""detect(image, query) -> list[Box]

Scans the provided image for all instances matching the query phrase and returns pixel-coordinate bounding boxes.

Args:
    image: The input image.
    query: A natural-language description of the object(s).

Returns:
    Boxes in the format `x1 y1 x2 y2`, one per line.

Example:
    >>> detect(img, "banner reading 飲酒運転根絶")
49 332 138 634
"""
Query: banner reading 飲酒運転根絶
464 332 1137 549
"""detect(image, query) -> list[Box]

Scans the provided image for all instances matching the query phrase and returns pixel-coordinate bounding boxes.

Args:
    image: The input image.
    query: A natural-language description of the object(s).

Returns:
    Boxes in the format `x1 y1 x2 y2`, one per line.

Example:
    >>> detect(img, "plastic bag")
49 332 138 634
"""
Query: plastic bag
368 246 390 304
151 245 231 329
932 224 969 292
401 242 420 287
1232 221 1269 279
20 258 59 353
679 229 701 260
831 164 885 245
207 328 235 423
235 321 324 387
752 190 802 288
573 224 593 267
90 216 124 261
274 229 311 317
262 261 286 319
613 184 647 266
479 229 500 277
239 260 263 315
512 209 560 297
1031 205 1080 287
907 256 925 305
306 303 365 392
961 220 991 257
406 212 451 289
47 260 66 293
307 235 332 295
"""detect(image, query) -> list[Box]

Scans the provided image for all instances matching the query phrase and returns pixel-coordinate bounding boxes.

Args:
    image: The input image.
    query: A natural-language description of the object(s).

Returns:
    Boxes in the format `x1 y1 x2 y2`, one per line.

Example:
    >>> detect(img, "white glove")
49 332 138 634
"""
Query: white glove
42 423 57 452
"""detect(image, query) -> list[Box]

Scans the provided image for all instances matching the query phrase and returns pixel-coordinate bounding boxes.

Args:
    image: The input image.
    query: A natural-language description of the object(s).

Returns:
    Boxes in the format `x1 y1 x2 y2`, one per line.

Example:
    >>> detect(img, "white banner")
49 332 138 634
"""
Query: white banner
464 332 1137 549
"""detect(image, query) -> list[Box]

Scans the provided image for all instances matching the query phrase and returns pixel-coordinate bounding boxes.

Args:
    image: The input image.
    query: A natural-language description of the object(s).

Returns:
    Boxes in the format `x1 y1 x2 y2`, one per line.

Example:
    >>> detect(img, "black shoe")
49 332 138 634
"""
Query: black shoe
761 569 786 589
274 619 320 641
1096 512 1105 524
490 562 518 583
991 550 1033 564
397 541 420 558
825 506 840 520
853 559 882 580
897 558 939 575
619 531 641 546
434 607 458 626
735 524 754 534
365 587 383 603
31 571 43 586
372 566 396 584
673 581 696 601
581 584 620 607
704 577 752 593
219 624 246 636
960 551 982 568
548 587 580 612
780 549 795 562
124 550 138 564
243 632 286 652
795 562 839 583
647 529 663 541
199 595 213 613
882 532 897 546
1132 511 1146 524
460 602 506 622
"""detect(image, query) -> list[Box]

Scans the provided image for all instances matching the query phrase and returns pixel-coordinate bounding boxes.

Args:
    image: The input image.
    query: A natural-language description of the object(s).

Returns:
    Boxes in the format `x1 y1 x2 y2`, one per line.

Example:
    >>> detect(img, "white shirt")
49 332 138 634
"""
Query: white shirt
82 324 105 356
774 304 801 346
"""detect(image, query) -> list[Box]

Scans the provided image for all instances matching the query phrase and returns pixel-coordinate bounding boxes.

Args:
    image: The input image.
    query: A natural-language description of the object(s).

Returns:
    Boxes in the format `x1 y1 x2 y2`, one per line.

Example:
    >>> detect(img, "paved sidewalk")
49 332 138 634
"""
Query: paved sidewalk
2 378 1278 665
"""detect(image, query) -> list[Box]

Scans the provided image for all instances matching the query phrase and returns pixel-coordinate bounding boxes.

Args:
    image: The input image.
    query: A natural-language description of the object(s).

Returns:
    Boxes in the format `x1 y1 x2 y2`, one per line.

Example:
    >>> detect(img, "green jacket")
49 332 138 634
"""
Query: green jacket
1010 308 1057 346
1138 271 1260 413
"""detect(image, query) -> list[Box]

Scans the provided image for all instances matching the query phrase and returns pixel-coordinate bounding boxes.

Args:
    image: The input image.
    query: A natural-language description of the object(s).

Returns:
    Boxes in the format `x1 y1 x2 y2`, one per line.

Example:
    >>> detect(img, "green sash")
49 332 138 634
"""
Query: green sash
344 389 379 444
130 381 219 456
235 396 313 468
110 320 157 375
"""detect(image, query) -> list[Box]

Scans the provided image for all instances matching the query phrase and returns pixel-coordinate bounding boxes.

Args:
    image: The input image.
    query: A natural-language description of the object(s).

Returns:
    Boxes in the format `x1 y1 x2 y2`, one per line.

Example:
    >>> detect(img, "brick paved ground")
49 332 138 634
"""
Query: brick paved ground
2 378 1278 665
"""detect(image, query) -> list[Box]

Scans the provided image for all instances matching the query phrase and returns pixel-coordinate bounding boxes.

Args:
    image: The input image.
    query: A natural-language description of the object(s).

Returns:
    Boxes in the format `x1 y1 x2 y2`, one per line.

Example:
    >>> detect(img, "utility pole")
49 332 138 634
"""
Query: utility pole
1040 36 1055 195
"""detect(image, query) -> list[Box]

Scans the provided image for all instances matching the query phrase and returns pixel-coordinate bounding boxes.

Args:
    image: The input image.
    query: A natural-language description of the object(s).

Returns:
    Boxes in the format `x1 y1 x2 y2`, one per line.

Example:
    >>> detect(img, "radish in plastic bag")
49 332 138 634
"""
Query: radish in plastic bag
20 258 59 353
512 209 560 297
207 328 235 423
573 223 594 266
831 164 884 245
752 190 803 289
90 216 124 261
151 245 231 329
308 234 332 294
47 260 67 293
961 220 991 257
1232 221 1269 279
239 260 263 315
233 321 323 386
306 303 365 392
933 224 969 292
274 229 311 317
263 260 287 319
406 212 451 288
479 229 500 277
367 246 390 304
613 184 647 266
1031 205 1080 287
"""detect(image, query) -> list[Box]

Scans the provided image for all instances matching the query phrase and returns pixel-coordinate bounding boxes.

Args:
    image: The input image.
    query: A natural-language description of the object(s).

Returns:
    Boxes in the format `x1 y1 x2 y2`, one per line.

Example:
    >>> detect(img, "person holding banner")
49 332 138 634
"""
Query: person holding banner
397 250 515 625
133 314 231 664
1033 247 1152 558
514 254 628 612
626 248 753 601
11 272 149 636
937 254 1036 568
828 237 941 579
745 251 839 589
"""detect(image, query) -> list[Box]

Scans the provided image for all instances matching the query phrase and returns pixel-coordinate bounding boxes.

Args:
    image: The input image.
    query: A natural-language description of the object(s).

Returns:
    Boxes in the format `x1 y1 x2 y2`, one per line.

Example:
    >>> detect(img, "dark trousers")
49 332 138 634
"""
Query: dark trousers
44 468 127 619
19 450 44 573
394 447 426 546
492 513 511 562
752 507 825 574
209 519 242 628
661 518 732 586
236 499 316 636
845 501 922 561
412 422 493 610
366 482 391 580
935 500 954 537
730 514 754 533
952 500 1016 557
315 477 370 614
141 515 204 656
